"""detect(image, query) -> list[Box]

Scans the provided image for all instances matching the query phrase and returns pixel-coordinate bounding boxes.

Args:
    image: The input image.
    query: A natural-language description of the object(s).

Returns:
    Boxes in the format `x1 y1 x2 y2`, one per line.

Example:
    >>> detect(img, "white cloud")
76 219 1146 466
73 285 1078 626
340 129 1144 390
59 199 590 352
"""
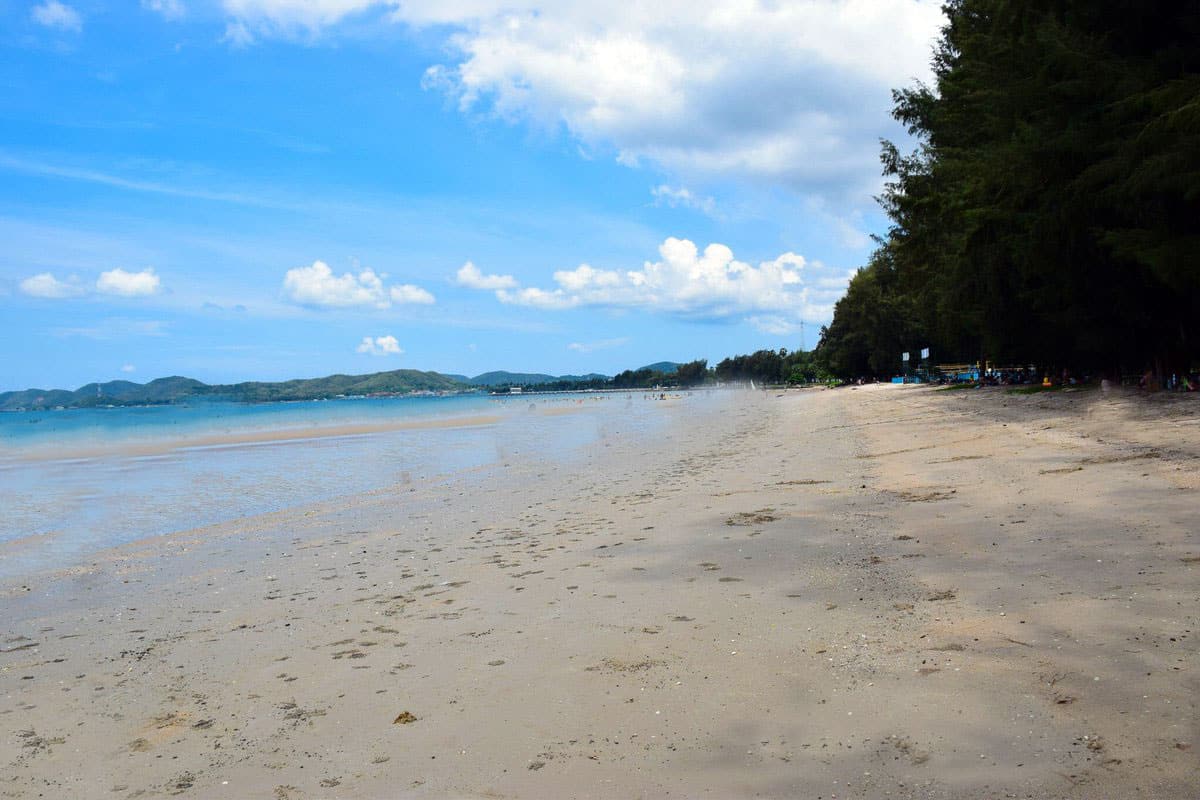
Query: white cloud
20 272 85 299
468 236 849 325
495 285 579 310
20 269 164 299
97 267 161 297
416 1 943 195
651 184 716 216
216 2 943 198
283 261 388 308
356 335 403 356
31 0 82 32
282 260 435 309
390 284 436 305
142 0 186 20
567 337 629 354
454 260 517 290
121 363 137 373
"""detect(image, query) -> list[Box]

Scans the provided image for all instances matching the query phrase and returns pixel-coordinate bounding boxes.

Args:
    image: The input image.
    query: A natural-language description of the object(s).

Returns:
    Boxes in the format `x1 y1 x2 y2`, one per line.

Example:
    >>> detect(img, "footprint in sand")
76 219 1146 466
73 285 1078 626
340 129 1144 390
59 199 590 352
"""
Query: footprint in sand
726 509 779 526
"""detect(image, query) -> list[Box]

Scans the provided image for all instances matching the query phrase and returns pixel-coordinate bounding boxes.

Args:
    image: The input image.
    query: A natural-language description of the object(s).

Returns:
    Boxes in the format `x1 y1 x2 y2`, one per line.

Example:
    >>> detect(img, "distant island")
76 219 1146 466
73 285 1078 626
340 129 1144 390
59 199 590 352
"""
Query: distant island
1 349 837 411
0 362 684 411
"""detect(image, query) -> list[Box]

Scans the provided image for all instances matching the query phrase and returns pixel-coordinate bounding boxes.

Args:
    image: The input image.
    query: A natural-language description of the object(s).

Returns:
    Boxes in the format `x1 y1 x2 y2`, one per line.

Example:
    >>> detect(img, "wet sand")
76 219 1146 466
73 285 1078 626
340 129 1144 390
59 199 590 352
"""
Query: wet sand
2 414 506 463
1 385 1196 798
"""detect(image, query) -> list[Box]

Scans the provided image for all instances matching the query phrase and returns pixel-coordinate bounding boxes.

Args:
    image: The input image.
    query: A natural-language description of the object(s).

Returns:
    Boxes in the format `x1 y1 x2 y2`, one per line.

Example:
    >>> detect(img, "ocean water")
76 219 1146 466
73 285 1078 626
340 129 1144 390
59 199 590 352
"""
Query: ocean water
0 392 698 578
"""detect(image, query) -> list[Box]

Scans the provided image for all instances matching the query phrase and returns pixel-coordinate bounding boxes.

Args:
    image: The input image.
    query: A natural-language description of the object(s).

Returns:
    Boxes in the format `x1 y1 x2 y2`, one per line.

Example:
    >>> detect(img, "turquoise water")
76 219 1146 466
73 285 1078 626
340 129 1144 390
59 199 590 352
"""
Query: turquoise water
0 394 495 451
0 392 685 578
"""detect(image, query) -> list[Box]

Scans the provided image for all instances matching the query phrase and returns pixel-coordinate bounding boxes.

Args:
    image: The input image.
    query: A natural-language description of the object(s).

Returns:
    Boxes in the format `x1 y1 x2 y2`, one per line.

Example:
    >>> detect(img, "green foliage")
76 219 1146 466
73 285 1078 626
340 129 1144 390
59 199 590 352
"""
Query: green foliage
715 348 829 385
498 376 609 392
674 359 710 387
610 368 668 389
471 371 558 386
819 0 1200 380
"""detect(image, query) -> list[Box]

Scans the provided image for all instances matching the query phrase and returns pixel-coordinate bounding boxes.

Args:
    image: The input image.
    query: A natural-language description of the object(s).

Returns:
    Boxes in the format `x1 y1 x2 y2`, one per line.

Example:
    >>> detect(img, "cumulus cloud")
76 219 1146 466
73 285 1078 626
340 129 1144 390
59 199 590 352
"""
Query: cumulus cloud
20 269 164 299
515 238 807 316
356 335 403 356
217 2 943 198
97 268 161 297
31 0 82 31
467 237 851 325
142 0 185 20
283 261 388 308
282 260 435 309
417 0 943 195
20 272 85 299
454 260 517 290
390 284 436 305
121 363 137 373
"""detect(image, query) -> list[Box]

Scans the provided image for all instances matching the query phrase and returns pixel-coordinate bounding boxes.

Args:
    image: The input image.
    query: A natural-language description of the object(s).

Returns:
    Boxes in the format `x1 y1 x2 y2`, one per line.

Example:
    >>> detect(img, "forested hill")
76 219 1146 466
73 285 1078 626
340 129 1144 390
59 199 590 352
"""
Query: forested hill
0 370 467 410
0 366 665 410
220 370 466 403
817 0 1199 380
2 351 841 411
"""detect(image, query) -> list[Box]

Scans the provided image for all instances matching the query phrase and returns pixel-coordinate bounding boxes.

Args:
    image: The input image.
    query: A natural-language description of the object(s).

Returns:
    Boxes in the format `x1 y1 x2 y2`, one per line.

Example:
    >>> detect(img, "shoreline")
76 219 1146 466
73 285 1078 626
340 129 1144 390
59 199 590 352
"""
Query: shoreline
1 413 507 464
1 386 1196 798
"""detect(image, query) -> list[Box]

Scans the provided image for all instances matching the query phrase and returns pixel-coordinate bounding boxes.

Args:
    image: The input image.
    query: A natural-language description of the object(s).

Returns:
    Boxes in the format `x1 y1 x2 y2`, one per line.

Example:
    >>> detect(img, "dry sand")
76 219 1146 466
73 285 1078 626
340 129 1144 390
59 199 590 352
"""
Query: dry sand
2 385 1197 798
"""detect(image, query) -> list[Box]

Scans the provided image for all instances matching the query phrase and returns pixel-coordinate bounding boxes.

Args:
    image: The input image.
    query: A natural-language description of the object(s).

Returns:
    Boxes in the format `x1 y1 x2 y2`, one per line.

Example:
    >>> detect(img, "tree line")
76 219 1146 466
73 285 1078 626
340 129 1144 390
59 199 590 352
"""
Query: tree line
816 0 1199 381
501 350 832 393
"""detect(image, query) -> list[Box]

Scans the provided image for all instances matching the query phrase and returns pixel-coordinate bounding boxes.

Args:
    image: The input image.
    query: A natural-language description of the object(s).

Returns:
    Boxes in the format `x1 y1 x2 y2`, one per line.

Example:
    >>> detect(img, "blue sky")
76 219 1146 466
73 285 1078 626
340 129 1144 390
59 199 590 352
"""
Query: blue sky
0 0 944 391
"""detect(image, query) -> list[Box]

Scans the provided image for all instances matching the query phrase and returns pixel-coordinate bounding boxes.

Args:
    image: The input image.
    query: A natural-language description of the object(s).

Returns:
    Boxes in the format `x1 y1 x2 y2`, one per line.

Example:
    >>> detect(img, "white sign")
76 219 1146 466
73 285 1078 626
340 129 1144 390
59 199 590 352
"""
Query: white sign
920 347 930 359
901 352 910 362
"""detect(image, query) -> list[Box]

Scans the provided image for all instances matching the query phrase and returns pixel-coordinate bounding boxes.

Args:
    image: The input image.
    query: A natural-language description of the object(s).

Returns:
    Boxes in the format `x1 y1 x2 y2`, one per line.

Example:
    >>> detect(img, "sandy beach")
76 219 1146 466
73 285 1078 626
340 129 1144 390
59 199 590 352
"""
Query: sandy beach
2 385 1197 799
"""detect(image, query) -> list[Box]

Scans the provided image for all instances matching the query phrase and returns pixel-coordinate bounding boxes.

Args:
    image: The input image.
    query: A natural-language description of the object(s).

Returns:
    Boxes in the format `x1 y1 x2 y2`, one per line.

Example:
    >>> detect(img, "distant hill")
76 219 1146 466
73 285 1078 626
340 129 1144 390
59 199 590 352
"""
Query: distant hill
2 363 678 410
639 361 680 374
0 376 211 411
218 369 465 403
0 370 469 411
0 388 76 410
